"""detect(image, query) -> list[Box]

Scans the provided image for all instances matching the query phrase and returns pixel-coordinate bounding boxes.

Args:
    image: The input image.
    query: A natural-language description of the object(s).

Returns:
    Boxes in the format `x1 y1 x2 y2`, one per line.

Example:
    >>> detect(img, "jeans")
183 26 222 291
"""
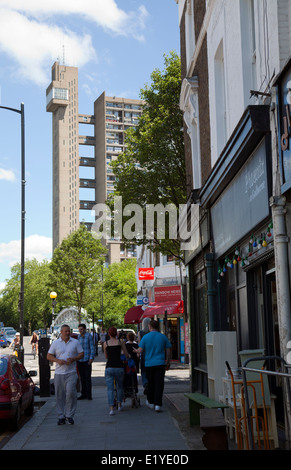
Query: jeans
105 367 124 406
145 365 166 407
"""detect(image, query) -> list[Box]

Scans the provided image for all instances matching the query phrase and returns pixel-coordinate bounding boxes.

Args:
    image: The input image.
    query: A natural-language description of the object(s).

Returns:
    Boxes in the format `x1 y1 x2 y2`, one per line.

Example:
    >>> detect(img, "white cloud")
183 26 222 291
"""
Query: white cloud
0 168 16 181
0 1 148 38
0 8 96 85
0 1 148 85
0 234 52 266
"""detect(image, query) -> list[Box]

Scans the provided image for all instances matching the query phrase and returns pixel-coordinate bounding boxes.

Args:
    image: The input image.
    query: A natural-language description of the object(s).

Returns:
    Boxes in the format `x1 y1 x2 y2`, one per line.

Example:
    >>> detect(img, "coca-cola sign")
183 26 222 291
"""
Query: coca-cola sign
138 268 154 280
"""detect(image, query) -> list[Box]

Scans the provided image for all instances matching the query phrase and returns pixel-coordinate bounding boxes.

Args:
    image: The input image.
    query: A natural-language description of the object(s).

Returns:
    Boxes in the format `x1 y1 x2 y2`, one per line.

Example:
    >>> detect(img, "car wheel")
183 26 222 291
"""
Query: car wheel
24 395 34 416
10 404 21 431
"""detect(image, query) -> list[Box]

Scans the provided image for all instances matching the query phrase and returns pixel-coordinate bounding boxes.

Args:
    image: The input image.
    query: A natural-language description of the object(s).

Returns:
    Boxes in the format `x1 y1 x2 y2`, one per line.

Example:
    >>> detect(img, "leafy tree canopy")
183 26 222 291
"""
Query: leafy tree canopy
50 224 107 322
109 52 186 263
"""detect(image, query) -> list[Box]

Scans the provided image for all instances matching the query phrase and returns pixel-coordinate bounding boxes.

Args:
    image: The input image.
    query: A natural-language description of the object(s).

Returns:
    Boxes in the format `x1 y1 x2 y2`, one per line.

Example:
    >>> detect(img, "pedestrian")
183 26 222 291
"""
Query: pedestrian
100 328 108 353
29 331 39 355
104 326 130 415
125 331 139 393
77 324 95 400
137 317 151 395
91 329 99 356
9 332 20 352
47 324 84 425
134 319 171 412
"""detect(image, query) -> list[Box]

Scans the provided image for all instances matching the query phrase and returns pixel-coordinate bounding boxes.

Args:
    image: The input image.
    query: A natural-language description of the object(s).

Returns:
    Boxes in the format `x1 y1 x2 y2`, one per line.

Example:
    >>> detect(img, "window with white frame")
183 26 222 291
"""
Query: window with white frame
185 0 195 71
214 40 227 155
180 77 201 189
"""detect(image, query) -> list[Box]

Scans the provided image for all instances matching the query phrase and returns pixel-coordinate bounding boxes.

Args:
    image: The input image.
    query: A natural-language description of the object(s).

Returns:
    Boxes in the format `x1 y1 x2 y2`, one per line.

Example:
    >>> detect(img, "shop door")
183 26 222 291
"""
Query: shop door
264 268 284 423
168 319 178 360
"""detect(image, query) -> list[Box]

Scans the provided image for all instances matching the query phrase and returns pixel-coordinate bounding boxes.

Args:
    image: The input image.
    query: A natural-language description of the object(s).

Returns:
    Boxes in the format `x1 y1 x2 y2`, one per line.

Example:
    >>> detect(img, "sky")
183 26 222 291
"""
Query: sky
0 0 180 290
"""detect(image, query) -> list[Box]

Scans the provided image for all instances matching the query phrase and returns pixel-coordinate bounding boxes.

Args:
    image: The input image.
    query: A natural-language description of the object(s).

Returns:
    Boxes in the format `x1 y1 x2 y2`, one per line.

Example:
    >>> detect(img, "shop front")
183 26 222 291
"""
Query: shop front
185 105 277 394
142 285 186 362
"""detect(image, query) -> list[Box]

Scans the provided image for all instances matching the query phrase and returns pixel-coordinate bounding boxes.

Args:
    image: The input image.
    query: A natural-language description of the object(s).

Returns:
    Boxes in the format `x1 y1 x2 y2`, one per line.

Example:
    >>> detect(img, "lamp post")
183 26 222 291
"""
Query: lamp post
50 291 57 330
0 103 25 362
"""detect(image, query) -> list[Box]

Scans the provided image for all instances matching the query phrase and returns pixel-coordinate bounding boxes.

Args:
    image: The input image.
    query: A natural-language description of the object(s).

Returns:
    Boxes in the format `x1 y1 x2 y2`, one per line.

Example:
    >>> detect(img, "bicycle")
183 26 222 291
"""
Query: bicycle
31 343 37 359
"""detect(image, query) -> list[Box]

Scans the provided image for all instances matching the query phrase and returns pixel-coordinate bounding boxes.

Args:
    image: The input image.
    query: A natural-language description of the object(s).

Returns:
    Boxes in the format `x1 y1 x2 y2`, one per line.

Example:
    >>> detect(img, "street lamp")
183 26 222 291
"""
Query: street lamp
50 291 57 329
0 103 25 361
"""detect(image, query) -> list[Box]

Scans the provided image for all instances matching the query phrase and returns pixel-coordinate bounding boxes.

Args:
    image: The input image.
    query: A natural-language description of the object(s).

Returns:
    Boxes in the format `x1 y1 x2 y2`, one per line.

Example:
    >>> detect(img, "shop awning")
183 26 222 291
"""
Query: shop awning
142 300 184 318
124 305 144 324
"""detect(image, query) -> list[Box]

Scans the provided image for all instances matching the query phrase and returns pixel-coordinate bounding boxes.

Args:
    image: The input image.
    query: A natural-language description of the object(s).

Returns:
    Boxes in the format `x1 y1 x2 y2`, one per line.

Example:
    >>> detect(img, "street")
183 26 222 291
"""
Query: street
0 336 194 450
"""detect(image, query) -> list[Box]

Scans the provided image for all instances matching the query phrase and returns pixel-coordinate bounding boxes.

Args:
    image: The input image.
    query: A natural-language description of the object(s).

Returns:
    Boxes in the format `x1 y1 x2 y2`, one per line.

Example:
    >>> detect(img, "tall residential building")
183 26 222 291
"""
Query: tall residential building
46 62 80 249
46 62 143 263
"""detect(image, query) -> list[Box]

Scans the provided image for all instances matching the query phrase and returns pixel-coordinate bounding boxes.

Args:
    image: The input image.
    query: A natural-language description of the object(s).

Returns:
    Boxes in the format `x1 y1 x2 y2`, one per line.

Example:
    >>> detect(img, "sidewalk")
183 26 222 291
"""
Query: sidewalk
2 352 206 452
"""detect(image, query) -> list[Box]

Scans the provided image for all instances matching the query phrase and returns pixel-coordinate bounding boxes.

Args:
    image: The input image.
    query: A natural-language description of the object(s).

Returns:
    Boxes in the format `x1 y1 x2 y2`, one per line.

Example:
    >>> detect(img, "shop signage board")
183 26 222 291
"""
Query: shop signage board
276 59 291 193
138 268 154 280
154 285 182 302
211 139 270 258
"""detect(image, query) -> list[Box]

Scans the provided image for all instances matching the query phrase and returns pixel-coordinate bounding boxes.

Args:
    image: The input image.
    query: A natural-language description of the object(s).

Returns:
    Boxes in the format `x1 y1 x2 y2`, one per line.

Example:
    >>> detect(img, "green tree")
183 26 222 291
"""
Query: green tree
0 259 53 334
109 52 186 262
50 224 107 323
87 259 137 329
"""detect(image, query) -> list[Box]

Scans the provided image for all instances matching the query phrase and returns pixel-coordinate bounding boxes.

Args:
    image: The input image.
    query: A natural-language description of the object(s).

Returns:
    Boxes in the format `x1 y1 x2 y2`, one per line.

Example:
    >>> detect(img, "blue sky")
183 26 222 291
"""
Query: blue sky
0 0 180 289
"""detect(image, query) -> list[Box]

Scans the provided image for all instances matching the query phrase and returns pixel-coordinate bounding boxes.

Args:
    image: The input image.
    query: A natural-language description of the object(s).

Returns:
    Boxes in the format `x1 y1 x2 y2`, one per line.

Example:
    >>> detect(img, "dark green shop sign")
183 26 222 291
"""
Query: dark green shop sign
211 139 269 258
277 63 291 193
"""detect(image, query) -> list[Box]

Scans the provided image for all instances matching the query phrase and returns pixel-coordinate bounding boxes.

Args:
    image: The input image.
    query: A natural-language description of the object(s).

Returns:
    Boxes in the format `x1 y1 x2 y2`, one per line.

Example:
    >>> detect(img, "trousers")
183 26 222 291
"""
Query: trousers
54 372 78 419
77 361 92 398
105 367 124 406
145 365 166 407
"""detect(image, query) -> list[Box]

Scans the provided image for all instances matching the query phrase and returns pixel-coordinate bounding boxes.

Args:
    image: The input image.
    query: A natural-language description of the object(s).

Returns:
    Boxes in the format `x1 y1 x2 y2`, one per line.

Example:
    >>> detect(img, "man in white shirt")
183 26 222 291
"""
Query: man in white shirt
47 324 84 425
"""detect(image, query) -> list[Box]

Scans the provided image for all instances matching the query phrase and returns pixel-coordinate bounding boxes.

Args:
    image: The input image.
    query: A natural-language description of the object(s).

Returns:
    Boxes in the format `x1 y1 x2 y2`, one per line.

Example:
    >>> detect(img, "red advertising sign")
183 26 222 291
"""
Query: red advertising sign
154 285 181 302
138 268 155 280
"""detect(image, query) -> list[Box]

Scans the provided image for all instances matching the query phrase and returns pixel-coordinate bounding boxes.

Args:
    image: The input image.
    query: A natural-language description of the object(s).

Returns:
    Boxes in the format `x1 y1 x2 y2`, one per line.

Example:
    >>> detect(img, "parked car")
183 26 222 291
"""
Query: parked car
0 334 8 348
0 355 37 430
1 328 16 346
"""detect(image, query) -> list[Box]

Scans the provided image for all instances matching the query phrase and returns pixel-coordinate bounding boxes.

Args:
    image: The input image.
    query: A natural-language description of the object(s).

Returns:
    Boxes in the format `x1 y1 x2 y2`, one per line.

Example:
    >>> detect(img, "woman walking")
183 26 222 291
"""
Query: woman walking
104 326 130 415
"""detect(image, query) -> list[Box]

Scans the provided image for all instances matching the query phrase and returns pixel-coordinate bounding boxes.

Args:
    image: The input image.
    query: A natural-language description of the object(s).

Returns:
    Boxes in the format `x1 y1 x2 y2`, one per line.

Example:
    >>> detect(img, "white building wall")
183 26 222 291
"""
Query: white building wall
206 0 290 167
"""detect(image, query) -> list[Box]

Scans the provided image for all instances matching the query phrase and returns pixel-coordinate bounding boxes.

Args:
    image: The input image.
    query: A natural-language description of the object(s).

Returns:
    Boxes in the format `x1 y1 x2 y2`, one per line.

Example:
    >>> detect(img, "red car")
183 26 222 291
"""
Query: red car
0 355 36 430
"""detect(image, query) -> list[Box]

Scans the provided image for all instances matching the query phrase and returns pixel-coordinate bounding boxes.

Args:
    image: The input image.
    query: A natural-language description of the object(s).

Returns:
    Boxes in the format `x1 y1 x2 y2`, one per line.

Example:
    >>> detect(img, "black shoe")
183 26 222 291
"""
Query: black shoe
77 395 87 400
57 418 66 425
66 417 74 425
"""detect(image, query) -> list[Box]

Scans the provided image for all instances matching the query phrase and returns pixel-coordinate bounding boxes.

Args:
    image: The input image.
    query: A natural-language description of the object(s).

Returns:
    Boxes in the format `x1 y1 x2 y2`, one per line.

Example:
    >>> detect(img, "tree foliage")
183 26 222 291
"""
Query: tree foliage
86 259 137 330
109 52 186 262
50 224 107 323
0 259 53 334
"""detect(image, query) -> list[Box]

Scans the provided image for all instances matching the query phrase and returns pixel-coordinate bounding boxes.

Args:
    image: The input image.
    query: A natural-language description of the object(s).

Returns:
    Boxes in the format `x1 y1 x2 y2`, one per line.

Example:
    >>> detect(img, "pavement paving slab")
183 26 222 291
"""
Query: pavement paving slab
2 349 205 457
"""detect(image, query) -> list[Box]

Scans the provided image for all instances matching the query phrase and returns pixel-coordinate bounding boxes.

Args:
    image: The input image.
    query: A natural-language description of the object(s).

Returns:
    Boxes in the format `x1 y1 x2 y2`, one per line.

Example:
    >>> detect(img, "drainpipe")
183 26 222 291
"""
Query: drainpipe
270 88 291 444
270 89 291 363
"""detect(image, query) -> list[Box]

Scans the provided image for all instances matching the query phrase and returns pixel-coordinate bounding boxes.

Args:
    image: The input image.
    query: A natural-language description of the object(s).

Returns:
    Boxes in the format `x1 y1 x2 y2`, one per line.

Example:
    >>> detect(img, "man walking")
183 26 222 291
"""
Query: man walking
134 319 171 412
47 324 84 425
77 324 95 400
91 328 99 356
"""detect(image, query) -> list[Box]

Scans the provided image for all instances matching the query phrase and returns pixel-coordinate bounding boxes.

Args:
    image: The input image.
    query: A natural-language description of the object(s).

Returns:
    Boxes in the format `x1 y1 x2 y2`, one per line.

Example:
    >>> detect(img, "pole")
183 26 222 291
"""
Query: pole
20 103 25 353
0 103 25 363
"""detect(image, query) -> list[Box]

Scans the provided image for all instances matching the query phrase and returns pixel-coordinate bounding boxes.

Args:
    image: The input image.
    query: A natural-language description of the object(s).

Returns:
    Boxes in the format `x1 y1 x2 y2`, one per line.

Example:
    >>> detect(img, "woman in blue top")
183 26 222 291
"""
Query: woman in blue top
134 319 171 412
